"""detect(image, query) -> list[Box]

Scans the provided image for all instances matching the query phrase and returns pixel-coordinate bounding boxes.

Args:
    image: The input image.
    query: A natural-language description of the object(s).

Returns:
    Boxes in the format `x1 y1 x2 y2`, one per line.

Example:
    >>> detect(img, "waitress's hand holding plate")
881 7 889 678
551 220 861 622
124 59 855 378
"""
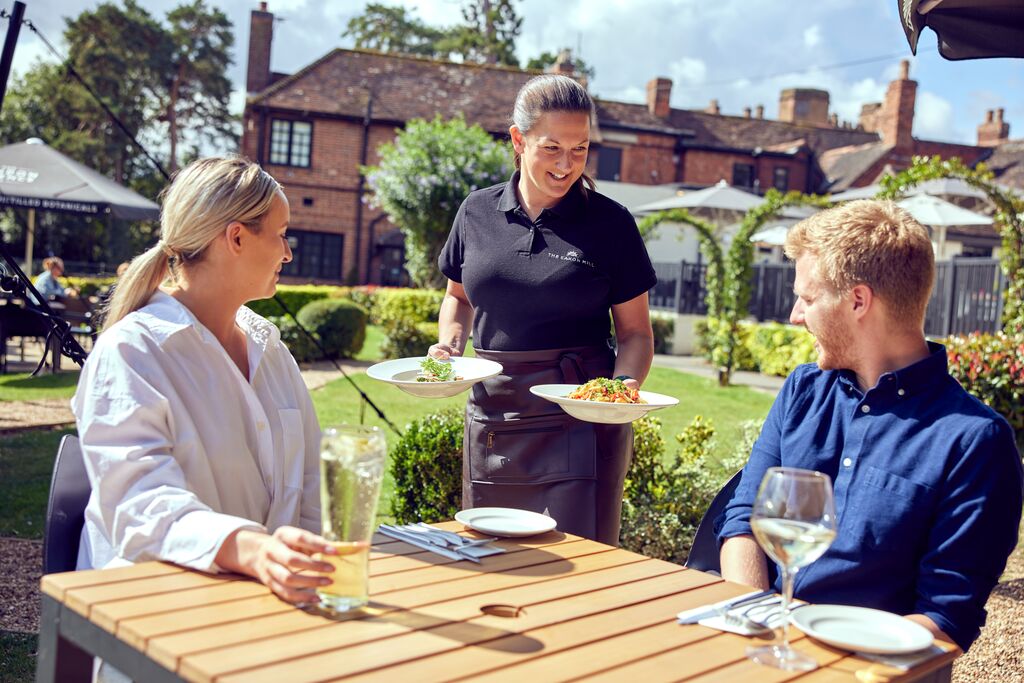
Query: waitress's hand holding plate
367 356 502 398
530 384 678 424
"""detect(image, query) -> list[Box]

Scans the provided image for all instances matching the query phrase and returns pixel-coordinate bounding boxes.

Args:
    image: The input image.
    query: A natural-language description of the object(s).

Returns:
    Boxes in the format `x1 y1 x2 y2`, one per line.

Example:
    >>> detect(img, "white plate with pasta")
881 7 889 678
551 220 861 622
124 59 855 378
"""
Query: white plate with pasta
367 356 503 398
529 379 679 424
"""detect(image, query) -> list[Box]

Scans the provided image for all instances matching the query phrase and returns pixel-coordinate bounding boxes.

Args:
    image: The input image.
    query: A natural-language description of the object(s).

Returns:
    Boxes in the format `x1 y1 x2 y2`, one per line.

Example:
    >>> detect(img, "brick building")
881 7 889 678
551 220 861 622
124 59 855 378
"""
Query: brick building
240 3 1017 285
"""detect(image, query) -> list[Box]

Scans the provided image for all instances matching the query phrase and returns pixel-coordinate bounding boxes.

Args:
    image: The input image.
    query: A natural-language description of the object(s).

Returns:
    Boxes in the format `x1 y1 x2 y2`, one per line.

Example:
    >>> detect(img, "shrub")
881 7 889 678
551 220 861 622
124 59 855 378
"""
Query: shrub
619 415 760 564
376 288 445 359
295 299 368 360
650 314 675 355
746 322 816 377
268 315 322 363
247 285 340 318
390 408 464 523
64 276 116 298
946 332 1024 452
340 285 383 323
696 318 757 371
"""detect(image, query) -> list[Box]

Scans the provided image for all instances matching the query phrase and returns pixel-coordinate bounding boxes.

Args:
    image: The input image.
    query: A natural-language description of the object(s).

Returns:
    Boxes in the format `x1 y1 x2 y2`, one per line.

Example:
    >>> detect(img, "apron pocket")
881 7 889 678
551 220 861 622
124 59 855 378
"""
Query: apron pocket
468 416 596 485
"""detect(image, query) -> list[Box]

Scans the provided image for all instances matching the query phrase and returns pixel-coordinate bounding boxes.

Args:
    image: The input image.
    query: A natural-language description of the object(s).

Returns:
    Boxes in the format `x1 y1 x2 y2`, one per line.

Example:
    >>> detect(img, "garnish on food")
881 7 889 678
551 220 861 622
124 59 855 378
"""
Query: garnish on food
568 378 645 404
417 356 463 382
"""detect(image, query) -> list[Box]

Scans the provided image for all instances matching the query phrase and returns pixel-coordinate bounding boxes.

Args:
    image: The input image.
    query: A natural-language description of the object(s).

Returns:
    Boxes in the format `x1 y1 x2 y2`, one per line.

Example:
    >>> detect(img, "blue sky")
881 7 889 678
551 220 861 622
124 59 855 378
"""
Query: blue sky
21 0 1024 145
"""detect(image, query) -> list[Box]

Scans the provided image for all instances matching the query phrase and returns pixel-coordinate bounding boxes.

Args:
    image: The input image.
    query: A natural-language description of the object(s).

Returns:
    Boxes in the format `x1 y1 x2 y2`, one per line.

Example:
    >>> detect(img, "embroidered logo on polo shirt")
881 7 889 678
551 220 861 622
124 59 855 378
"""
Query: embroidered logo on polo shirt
548 249 595 268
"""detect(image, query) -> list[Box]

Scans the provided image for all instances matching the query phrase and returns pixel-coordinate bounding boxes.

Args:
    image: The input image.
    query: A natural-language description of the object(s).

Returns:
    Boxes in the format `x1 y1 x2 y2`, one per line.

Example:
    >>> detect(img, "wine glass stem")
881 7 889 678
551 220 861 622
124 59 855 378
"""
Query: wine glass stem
780 565 796 651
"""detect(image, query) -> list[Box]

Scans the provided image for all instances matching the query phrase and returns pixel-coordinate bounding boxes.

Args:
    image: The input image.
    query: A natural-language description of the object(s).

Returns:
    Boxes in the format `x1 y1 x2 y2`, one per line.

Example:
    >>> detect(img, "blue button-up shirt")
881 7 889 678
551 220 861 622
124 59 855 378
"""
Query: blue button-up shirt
717 342 1022 651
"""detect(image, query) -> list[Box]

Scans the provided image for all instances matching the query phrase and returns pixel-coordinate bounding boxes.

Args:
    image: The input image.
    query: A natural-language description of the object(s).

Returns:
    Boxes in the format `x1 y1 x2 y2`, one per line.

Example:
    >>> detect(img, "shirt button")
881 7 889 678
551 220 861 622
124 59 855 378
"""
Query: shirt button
843 457 852 467
897 389 906 397
861 405 871 414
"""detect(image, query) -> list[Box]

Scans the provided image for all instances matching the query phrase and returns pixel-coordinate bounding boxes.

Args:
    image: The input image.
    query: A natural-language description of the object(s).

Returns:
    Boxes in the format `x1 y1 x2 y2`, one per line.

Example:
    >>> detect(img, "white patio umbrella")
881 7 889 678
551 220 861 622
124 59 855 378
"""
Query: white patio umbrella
749 224 792 246
896 194 993 259
635 180 762 216
830 178 1006 205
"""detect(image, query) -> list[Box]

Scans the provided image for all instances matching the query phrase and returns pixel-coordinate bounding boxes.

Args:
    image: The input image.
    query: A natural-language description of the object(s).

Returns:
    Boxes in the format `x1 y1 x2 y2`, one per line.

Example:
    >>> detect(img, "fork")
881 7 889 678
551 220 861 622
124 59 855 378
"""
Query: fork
722 610 774 634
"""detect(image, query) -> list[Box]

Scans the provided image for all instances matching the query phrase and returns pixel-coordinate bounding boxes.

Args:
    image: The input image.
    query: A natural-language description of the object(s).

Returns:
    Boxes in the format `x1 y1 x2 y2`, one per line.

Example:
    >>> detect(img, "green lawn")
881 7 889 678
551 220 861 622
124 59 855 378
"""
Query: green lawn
0 428 74 538
0 372 80 402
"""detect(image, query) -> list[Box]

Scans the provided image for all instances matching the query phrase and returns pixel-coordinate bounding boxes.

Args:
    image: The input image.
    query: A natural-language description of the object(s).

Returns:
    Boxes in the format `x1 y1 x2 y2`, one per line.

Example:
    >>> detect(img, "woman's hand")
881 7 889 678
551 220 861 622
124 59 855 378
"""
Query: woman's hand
220 527 338 604
428 342 461 360
621 378 640 391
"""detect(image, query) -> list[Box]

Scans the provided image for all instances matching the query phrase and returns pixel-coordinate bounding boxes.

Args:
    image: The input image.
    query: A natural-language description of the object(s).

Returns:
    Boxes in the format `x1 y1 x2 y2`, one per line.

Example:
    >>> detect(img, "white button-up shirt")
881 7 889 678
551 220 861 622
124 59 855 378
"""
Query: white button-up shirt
72 292 321 572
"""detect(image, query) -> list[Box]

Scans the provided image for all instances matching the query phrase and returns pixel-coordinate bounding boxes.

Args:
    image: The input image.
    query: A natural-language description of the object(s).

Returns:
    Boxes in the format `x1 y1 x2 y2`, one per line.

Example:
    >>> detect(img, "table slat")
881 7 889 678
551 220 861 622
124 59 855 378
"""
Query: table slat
40 561 183 600
63 571 226 619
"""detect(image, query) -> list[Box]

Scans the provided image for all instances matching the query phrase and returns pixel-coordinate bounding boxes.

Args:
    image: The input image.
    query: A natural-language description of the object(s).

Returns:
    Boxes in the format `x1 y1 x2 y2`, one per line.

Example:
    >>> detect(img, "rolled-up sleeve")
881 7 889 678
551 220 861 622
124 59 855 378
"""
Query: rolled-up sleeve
75 340 265 572
914 420 1023 651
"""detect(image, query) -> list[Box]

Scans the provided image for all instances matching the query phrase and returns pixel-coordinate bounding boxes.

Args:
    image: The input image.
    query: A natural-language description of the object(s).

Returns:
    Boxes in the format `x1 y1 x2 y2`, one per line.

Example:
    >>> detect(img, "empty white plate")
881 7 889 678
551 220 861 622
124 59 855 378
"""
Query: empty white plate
791 605 935 655
529 384 679 424
366 357 502 398
455 507 557 537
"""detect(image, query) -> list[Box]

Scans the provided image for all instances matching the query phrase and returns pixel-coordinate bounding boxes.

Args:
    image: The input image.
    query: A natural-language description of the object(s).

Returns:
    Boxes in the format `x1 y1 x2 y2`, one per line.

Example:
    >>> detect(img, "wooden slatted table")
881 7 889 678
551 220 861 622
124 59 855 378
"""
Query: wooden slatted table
37 522 958 682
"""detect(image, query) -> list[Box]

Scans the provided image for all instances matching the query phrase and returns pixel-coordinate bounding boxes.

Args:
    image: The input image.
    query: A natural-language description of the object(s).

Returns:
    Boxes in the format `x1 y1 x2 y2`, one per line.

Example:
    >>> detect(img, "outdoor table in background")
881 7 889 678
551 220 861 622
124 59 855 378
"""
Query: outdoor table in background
37 521 958 682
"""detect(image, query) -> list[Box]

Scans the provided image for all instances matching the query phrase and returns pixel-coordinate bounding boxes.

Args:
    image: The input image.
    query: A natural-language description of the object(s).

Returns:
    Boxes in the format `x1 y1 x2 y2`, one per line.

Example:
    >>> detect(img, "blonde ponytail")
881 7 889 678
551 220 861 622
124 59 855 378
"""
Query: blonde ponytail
103 245 171 328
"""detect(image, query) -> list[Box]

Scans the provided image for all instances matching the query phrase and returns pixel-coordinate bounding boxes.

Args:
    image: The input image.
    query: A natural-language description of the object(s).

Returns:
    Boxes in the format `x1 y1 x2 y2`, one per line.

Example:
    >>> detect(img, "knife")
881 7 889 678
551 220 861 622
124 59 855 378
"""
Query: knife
677 589 776 625
378 525 482 563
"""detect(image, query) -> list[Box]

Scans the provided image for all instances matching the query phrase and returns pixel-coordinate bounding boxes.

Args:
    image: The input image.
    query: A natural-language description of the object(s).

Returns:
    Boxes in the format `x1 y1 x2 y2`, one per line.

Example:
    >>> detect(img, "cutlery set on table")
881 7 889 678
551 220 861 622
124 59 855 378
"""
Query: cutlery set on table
377 522 506 562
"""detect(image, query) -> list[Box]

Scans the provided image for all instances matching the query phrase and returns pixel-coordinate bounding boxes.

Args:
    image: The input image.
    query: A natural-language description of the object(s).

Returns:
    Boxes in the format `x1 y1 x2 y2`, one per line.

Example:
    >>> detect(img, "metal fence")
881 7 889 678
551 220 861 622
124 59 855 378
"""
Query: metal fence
650 258 1005 337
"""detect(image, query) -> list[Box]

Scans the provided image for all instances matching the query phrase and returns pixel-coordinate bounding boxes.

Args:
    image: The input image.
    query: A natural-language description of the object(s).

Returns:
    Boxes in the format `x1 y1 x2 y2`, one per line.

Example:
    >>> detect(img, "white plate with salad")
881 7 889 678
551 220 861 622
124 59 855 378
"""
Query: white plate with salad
366 356 503 398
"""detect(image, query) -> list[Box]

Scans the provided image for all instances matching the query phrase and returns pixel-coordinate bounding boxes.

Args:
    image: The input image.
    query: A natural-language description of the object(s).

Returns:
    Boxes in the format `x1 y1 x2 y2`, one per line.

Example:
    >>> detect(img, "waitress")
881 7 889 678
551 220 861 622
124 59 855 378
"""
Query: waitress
431 74 656 545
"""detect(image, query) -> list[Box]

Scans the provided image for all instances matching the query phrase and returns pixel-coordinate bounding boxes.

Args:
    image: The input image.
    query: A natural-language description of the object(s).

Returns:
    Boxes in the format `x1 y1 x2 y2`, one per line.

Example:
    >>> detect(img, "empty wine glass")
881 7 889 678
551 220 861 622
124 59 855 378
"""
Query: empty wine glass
747 466 837 671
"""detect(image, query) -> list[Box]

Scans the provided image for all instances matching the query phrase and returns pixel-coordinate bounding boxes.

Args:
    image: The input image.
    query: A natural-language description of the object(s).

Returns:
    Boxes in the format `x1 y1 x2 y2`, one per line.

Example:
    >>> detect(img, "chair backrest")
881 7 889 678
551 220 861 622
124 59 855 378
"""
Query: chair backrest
685 470 743 574
43 435 90 574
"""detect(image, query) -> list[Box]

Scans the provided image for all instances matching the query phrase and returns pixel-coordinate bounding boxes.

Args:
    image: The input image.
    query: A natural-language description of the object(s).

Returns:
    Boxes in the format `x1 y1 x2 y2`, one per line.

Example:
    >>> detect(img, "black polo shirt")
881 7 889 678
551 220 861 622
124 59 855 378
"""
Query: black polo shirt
438 174 657 352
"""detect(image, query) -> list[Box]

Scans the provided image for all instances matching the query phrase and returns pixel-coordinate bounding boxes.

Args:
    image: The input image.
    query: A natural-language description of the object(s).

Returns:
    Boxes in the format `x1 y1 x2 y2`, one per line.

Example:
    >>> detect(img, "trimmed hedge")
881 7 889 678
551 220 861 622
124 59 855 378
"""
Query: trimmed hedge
696 318 816 377
376 289 445 359
247 285 340 318
64 276 116 298
650 314 675 355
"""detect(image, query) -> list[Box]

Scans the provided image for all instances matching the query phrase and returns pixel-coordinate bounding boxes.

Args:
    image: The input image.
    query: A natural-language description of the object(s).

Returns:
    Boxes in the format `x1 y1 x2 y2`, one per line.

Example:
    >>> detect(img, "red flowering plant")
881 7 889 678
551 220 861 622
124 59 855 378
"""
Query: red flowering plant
945 332 1024 453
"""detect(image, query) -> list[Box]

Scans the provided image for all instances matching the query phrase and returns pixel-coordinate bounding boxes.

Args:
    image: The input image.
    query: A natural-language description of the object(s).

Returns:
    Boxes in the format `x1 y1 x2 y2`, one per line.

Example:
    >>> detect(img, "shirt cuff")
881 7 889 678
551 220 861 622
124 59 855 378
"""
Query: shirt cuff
920 608 975 652
161 511 267 573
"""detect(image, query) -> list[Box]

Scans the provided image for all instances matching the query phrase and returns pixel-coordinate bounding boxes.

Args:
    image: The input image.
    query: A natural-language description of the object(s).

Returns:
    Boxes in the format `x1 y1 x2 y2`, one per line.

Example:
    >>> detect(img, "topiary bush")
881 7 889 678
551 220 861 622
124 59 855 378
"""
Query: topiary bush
946 332 1024 452
268 315 322 363
295 298 368 360
389 408 464 523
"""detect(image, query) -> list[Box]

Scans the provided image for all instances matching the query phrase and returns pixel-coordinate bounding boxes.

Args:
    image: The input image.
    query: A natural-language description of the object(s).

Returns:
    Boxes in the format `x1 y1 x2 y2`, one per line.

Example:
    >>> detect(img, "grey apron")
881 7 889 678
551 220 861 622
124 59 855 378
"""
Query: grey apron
463 344 633 545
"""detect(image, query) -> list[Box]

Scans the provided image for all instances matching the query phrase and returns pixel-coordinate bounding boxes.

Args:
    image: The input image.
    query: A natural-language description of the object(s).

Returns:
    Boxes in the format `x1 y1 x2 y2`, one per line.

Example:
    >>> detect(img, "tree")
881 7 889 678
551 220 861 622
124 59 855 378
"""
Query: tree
442 0 522 66
343 3 447 58
162 0 235 172
876 155 1024 336
343 0 522 66
525 50 596 81
364 115 512 288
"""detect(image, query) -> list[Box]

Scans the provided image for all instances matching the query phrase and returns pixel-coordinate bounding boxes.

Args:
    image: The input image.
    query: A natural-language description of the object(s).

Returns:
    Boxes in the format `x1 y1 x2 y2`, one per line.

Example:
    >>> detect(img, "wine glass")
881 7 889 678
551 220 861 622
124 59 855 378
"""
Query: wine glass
747 466 837 671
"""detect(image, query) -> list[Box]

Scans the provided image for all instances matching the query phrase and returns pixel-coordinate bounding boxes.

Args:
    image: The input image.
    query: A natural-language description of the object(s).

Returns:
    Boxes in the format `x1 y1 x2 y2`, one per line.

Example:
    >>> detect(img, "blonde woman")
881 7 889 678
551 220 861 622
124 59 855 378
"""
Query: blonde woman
74 157 336 605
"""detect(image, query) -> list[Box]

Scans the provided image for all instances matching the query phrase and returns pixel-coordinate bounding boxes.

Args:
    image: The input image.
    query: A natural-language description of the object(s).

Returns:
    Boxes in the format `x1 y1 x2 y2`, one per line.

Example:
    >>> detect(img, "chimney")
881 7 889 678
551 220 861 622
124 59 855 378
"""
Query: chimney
879 59 916 150
755 105 764 119
858 102 882 132
829 113 838 127
547 49 576 77
246 2 273 94
706 99 720 115
646 77 672 118
743 107 751 118
778 88 830 125
977 107 1010 147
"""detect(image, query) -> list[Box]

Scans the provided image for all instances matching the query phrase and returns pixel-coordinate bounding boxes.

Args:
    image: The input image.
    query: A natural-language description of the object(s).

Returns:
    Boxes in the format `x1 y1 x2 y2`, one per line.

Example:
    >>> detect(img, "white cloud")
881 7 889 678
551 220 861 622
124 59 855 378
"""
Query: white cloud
669 57 706 87
803 25 822 48
914 90 959 142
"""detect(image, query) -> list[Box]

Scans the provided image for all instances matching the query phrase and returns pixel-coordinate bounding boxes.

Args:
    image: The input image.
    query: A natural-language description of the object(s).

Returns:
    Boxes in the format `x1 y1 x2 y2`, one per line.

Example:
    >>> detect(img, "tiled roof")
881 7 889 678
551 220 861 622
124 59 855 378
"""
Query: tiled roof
984 140 1024 191
819 142 892 191
669 110 879 154
249 49 537 134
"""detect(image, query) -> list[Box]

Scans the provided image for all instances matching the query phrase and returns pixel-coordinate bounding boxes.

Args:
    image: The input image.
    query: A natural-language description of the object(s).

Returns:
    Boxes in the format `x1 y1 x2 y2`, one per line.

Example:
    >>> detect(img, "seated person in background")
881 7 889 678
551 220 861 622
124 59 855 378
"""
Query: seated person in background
74 156 336 605
717 200 1023 652
32 256 77 300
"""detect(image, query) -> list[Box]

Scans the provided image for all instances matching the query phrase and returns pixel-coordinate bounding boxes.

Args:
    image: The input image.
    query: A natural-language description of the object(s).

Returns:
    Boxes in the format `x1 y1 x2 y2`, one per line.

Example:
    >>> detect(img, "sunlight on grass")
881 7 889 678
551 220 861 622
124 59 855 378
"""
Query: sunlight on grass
0 372 80 402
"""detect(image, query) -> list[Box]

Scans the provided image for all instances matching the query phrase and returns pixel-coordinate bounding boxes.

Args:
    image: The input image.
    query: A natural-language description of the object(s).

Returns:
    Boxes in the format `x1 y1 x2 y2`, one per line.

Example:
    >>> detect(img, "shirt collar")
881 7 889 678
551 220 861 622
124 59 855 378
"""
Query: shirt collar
838 340 948 398
495 171 587 220
139 291 280 352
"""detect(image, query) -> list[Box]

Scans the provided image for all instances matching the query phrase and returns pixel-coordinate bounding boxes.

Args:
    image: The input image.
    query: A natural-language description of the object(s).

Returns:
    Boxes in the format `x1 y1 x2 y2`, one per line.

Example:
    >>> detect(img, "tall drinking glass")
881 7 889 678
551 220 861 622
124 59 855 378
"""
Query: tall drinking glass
316 425 386 612
747 467 837 671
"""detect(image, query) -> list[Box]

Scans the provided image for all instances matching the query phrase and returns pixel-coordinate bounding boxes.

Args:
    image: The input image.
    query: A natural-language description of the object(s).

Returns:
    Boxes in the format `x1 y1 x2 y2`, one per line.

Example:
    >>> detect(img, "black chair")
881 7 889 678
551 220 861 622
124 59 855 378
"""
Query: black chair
685 470 743 575
43 435 90 575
